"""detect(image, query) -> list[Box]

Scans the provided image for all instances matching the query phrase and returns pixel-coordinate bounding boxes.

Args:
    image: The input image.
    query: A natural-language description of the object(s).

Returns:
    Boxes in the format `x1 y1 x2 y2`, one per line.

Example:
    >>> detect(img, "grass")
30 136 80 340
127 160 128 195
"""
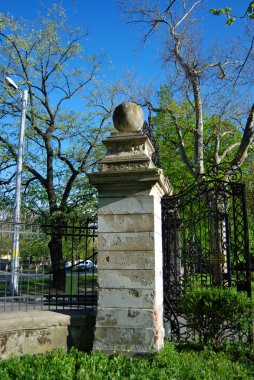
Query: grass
0 272 98 297
0 341 253 380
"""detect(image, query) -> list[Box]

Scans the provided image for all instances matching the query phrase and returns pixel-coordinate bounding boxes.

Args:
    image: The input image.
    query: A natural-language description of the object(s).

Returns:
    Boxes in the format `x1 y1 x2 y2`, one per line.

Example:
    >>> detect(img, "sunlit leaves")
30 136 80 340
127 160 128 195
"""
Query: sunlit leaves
210 2 254 24
0 5 119 219
153 85 243 190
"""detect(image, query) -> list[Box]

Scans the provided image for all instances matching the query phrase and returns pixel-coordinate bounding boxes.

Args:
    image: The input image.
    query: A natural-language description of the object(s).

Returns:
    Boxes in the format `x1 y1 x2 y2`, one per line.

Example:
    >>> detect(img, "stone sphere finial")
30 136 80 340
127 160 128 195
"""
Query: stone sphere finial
113 102 144 132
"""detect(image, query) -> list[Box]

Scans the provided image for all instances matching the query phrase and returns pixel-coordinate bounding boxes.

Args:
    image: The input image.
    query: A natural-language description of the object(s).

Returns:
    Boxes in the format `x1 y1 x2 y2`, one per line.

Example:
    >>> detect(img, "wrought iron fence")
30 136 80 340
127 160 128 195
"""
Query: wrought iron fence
0 219 98 312
162 171 252 341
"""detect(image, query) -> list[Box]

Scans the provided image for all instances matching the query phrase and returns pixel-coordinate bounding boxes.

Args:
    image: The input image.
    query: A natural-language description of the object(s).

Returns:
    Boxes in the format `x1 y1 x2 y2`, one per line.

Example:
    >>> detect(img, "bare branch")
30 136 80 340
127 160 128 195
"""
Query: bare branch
166 108 195 176
52 134 77 174
234 36 254 86
173 1 201 32
219 142 240 162
231 103 254 166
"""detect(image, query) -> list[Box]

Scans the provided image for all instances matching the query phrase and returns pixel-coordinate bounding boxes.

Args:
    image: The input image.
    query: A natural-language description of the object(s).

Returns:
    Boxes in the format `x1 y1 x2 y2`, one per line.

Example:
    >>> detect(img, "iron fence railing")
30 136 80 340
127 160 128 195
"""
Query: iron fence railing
0 219 98 312
162 175 252 341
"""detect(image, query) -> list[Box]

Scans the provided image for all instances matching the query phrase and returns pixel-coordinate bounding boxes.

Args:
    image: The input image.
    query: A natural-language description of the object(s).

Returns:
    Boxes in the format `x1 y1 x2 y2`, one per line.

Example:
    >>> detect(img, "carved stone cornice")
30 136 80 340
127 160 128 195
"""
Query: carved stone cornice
98 131 156 172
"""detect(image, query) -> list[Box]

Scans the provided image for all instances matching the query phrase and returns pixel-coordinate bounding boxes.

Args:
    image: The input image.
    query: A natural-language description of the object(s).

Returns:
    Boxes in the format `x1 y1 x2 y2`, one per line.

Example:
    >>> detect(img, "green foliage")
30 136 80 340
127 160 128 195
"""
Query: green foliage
0 4 124 219
153 85 241 191
0 4 127 285
0 349 76 380
248 1 254 18
180 287 253 348
0 342 253 380
153 86 194 189
210 2 254 24
210 7 236 25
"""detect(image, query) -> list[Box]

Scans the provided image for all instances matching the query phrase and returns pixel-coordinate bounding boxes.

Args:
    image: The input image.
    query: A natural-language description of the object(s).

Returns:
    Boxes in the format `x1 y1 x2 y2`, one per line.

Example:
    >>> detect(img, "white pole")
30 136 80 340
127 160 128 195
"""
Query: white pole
10 89 28 295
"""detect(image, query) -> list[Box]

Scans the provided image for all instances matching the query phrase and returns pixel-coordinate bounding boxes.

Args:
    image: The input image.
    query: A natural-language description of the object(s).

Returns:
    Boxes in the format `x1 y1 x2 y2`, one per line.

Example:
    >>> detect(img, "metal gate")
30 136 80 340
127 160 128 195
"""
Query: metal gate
0 219 98 312
162 169 252 340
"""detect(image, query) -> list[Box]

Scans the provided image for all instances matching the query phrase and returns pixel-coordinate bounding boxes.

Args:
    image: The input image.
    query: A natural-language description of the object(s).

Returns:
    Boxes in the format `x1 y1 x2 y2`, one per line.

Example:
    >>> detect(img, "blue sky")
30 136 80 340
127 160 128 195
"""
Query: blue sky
1 0 250 89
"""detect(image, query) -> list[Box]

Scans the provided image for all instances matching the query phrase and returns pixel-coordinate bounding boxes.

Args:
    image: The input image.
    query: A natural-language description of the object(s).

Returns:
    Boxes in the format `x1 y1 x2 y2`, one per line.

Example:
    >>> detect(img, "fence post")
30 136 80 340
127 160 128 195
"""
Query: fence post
89 103 172 355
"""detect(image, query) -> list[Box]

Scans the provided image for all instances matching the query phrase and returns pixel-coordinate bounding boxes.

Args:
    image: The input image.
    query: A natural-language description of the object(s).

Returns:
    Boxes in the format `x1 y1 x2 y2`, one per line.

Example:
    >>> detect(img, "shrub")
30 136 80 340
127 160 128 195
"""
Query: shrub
180 287 253 348
0 342 253 380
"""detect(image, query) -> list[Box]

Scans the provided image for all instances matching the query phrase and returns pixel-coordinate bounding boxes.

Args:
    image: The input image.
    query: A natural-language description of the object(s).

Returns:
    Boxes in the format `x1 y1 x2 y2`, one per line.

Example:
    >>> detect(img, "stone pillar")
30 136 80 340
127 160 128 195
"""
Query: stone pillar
88 103 172 355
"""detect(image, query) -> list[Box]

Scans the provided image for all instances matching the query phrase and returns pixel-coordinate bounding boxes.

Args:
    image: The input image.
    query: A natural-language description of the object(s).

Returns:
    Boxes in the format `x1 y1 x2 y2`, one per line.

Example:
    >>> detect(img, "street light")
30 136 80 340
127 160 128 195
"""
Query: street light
5 76 28 295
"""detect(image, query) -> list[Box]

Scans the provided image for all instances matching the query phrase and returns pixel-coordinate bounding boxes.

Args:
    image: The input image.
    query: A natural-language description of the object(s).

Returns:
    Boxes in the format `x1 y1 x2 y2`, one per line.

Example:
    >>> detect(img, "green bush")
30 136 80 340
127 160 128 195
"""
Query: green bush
0 342 253 380
180 287 253 348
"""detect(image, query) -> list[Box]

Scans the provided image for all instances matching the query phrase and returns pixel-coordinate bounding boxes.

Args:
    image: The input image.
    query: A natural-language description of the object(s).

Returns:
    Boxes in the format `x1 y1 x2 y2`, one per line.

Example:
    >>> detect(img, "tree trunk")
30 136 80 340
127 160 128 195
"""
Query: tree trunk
208 189 229 285
48 218 66 290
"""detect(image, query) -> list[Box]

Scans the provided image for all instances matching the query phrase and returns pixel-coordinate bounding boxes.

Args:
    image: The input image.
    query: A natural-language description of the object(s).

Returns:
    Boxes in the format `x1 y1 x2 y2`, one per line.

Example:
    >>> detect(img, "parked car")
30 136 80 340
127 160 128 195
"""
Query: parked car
76 260 95 272
64 261 72 271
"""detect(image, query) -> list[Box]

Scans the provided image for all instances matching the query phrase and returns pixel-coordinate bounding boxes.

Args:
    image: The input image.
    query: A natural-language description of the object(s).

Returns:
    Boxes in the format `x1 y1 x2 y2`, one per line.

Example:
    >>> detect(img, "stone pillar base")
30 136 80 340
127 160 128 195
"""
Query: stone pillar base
88 105 172 355
88 180 170 355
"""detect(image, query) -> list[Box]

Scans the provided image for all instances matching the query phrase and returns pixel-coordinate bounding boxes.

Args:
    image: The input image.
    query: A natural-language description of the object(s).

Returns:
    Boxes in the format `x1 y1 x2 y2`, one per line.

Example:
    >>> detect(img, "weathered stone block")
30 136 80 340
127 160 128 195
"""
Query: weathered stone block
0 310 96 359
97 250 163 272
98 250 155 270
98 214 154 233
98 232 162 252
96 306 163 329
98 213 162 234
97 288 157 309
93 325 164 353
22 326 68 355
98 195 161 218
98 269 156 289
96 308 153 328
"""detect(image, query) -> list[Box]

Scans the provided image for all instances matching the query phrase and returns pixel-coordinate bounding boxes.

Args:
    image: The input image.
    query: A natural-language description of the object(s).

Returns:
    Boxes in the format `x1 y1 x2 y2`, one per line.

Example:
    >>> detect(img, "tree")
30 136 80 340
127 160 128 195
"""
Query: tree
121 0 253 182
121 0 254 284
0 5 125 288
154 86 244 191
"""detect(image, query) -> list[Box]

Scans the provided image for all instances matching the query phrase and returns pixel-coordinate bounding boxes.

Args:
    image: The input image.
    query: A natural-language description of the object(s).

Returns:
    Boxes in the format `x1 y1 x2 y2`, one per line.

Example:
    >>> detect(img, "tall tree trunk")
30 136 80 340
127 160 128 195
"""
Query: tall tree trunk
48 218 66 290
208 189 229 285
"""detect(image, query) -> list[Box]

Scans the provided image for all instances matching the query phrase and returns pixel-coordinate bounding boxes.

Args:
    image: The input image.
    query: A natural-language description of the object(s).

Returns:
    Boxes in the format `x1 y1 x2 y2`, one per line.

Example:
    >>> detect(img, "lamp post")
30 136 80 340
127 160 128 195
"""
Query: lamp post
5 76 28 295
